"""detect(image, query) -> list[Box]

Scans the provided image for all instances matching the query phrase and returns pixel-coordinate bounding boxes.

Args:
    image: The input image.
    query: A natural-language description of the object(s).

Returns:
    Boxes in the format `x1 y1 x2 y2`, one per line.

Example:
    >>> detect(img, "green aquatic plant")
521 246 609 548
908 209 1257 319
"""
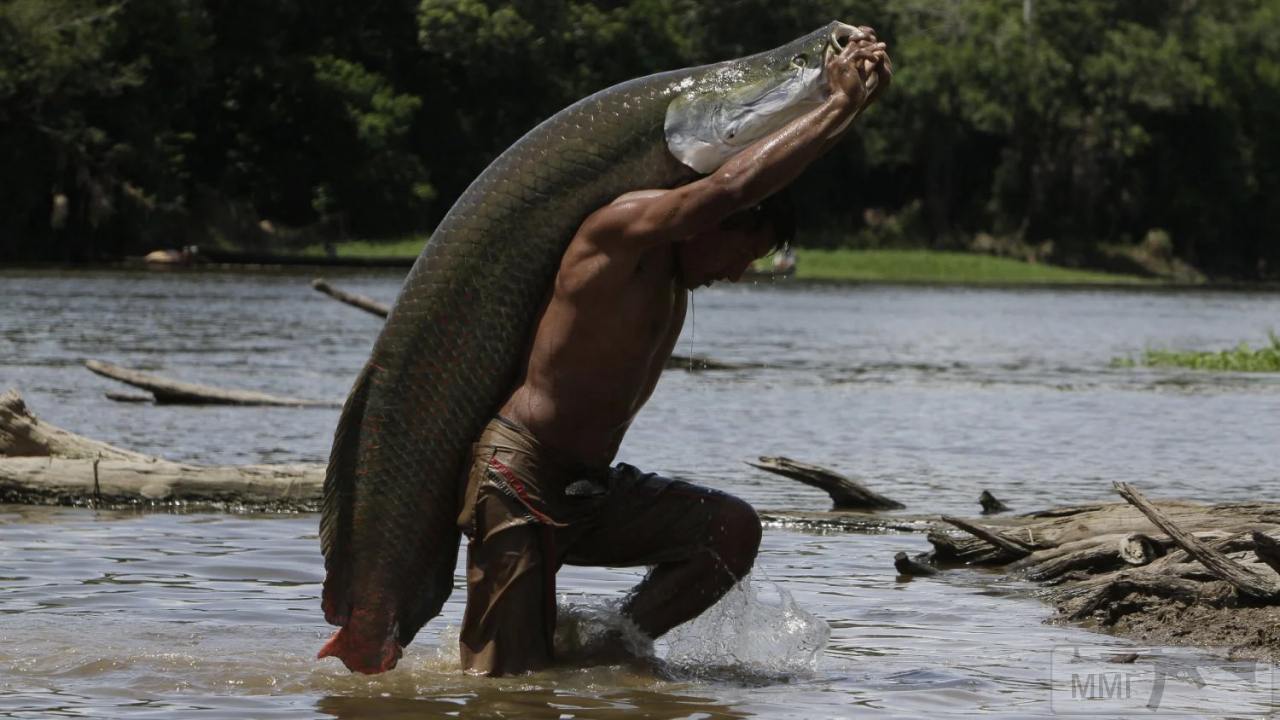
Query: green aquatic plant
1115 332 1280 372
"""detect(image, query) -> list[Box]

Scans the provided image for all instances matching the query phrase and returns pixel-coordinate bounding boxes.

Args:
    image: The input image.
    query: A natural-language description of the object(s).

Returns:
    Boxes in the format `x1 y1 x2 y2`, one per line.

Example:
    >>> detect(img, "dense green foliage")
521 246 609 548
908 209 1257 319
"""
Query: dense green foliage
3 0 1278 278
1114 333 1280 372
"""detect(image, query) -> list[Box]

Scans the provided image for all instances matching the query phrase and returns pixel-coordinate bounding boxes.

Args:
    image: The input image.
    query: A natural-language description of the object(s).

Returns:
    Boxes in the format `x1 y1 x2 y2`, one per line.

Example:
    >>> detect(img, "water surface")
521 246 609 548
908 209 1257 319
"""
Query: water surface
2 268 1278 717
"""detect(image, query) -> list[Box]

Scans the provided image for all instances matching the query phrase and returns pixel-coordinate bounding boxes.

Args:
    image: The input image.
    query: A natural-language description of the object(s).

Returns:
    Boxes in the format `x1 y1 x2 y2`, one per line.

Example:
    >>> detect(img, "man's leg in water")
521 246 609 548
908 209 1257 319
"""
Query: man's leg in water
457 478 558 676
457 419 567 676
562 464 762 640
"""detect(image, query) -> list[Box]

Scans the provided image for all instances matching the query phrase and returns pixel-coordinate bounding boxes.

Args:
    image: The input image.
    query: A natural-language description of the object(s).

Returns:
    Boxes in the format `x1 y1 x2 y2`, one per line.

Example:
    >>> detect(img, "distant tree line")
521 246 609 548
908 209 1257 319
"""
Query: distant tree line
2 0 1277 278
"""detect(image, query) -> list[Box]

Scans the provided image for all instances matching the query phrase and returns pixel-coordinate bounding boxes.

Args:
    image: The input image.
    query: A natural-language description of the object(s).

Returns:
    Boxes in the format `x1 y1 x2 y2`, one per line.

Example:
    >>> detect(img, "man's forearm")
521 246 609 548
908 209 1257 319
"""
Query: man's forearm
707 93 860 209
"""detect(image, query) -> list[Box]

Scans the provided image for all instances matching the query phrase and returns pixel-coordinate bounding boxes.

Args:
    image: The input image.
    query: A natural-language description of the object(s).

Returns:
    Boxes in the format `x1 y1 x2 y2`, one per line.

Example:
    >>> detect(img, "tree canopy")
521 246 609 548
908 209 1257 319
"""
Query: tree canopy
2 0 1277 278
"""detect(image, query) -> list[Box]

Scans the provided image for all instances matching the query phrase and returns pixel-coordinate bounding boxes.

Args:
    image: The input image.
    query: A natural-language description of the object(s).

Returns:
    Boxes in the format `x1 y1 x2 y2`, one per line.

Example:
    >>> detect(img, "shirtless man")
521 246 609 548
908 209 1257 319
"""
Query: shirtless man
457 33 892 676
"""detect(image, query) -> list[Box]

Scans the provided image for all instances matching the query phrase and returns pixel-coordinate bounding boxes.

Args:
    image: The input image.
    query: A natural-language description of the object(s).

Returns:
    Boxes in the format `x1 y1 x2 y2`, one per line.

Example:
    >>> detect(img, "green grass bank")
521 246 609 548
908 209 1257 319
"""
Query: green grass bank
791 249 1148 285
304 240 1147 286
301 236 427 258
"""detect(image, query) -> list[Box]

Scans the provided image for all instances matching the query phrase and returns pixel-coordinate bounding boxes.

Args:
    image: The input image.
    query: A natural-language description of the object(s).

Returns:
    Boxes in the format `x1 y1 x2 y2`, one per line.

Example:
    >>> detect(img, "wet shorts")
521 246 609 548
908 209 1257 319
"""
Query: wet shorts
455 415 740 675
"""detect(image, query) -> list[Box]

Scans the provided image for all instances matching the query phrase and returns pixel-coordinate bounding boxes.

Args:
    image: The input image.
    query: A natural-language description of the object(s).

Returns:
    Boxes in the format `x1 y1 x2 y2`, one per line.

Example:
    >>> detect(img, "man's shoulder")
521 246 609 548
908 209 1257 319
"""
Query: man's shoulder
575 188 678 250
580 189 666 236
557 221 668 298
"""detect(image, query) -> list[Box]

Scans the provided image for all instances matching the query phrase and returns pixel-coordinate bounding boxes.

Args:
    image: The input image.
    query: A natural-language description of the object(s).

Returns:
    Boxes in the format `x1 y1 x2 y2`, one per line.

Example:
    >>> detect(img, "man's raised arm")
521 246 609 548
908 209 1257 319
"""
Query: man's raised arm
581 35 892 247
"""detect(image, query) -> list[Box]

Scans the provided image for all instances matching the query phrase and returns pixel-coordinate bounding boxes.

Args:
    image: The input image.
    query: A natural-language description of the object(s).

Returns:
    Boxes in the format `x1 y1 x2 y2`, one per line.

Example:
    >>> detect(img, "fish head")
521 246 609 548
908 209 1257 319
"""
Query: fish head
665 21 872 173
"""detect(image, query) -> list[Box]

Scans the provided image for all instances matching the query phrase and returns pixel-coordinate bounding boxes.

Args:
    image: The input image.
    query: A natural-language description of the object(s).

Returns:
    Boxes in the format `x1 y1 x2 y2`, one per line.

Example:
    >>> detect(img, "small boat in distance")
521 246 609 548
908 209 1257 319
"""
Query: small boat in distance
143 245 199 267
744 246 796 279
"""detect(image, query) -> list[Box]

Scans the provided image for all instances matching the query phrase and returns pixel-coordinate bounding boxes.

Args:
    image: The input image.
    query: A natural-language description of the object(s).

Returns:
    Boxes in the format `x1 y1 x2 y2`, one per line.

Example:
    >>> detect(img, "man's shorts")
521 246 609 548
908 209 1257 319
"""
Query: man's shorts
455 415 738 675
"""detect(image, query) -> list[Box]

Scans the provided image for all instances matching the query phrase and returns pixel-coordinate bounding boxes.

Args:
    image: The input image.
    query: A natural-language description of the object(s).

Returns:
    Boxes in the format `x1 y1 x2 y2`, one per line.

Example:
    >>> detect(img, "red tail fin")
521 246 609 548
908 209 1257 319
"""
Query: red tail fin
317 625 402 674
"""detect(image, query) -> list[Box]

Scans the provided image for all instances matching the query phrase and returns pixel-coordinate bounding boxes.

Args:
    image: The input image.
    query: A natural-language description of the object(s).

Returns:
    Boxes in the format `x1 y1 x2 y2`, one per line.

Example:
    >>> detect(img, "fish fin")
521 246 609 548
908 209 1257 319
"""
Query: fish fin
319 362 374 627
317 624 402 674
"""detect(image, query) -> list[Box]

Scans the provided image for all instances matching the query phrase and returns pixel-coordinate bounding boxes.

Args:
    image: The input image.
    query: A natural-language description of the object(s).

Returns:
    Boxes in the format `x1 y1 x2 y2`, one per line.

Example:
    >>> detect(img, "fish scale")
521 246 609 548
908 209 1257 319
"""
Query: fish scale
318 21 852 674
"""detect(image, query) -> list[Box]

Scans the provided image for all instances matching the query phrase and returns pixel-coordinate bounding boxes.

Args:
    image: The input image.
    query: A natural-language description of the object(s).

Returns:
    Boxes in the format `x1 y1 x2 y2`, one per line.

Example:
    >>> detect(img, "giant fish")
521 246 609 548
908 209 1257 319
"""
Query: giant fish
319 20 874 674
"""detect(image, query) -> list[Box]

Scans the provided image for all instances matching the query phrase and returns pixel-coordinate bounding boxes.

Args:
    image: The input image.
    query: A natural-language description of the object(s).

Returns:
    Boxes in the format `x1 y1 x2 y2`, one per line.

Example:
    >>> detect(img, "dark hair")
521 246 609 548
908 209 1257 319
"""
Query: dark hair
721 190 796 253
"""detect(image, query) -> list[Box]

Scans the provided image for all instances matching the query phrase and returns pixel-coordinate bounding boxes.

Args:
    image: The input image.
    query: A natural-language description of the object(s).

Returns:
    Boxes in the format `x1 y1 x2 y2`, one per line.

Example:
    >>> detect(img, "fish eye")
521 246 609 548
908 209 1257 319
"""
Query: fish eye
791 53 808 68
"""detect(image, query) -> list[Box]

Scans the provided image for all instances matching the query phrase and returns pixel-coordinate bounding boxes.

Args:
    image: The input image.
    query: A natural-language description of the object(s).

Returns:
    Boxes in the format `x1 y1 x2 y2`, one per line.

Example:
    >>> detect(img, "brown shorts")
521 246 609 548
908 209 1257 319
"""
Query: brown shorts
456 415 742 675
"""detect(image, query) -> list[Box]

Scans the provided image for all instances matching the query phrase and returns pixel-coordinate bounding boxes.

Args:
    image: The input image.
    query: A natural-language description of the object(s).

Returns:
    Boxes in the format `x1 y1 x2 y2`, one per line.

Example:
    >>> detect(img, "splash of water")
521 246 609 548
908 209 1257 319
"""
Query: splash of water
658 572 830 682
548 573 829 683
554 600 654 664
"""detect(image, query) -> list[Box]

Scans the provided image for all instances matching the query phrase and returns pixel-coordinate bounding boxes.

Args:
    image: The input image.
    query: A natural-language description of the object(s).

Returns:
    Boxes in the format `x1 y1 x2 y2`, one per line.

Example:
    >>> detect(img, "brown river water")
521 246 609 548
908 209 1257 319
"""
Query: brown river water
2 267 1279 718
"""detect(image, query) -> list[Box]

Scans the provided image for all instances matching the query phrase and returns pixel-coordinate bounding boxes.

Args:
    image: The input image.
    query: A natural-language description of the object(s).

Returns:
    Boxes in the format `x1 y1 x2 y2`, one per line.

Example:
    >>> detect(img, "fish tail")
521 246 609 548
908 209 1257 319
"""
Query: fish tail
317 619 403 674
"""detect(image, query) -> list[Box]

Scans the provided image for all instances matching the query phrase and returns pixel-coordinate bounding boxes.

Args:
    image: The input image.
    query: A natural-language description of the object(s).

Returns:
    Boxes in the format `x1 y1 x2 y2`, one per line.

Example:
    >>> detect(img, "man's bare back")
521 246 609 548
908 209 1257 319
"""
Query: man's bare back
500 191 691 465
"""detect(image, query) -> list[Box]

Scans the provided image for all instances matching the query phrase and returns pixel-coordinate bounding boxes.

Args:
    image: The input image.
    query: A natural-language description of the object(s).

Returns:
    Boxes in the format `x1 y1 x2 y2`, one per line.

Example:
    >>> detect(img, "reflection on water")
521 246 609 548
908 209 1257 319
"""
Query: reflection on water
2 269 1279 717
315 687 750 720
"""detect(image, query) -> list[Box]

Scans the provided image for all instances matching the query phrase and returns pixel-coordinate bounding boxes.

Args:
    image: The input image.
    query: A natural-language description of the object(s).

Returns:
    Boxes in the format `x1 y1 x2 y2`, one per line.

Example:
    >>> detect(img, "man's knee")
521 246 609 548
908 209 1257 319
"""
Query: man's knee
711 495 761 579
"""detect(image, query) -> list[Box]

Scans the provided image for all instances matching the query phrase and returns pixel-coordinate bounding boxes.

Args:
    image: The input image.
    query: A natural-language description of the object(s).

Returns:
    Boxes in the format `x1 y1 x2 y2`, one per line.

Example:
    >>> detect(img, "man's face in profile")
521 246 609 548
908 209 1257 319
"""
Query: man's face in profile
676 215 776 289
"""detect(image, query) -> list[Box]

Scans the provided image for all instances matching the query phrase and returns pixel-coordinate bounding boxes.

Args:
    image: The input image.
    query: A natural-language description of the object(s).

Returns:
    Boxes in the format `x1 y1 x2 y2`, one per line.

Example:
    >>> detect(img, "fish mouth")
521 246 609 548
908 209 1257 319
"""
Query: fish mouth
826 23 881 95
827 22 869 55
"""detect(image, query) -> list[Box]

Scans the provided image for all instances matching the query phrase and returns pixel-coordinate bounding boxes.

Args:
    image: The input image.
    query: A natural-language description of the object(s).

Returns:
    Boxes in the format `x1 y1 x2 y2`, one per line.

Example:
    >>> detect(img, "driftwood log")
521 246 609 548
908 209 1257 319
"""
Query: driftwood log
748 455 904 510
1 389 151 462
979 489 1010 514
894 551 938 577
907 485 1280 661
311 278 390 318
85 360 335 407
0 389 322 510
310 277 745 372
1254 531 1280 575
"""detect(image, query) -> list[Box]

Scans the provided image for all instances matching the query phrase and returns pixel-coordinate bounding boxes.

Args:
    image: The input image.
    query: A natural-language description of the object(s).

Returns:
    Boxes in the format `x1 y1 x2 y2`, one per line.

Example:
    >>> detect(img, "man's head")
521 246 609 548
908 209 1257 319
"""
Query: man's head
676 193 795 290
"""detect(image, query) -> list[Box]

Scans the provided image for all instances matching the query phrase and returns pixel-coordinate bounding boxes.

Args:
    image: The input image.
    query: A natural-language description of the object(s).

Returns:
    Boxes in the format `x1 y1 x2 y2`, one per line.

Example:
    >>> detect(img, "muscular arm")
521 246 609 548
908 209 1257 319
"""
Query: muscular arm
578 37 891 248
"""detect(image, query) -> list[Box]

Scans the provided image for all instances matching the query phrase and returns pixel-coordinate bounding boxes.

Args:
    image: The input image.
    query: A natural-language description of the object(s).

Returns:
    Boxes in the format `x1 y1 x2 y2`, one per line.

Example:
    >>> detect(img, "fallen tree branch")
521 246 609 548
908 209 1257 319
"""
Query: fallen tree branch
1024 544 1121 582
894 551 937 577
1114 482 1280 601
85 360 335 407
1 389 148 460
908 496 1280 661
748 456 904 510
0 456 322 509
941 515 1037 561
979 490 1009 515
311 278 389 318
1253 531 1280 576
1119 533 1162 566
0 389 322 510
1066 574 1211 621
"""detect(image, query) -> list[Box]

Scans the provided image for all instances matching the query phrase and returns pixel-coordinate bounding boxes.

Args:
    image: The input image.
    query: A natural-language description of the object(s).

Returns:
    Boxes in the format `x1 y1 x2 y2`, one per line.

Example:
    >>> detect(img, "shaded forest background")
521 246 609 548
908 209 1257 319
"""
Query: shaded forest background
2 0 1277 279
